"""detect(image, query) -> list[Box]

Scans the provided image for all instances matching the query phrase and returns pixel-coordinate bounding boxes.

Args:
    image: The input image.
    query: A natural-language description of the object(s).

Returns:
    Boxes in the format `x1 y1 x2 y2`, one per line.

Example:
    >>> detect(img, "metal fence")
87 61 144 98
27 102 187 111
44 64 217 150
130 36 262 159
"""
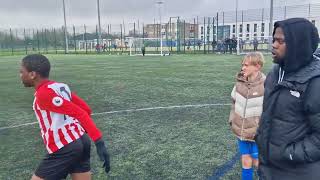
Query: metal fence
1 3 320 56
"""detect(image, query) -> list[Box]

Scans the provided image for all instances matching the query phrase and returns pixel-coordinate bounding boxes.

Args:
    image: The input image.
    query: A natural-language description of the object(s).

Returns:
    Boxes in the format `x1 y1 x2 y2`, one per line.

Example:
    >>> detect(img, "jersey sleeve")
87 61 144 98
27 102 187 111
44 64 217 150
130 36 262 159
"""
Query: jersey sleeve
36 88 102 142
71 92 92 116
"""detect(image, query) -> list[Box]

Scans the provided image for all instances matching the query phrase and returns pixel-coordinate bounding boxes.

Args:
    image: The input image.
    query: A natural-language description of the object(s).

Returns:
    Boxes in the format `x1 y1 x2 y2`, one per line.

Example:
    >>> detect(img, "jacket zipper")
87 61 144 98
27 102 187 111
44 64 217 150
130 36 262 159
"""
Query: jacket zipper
240 86 250 140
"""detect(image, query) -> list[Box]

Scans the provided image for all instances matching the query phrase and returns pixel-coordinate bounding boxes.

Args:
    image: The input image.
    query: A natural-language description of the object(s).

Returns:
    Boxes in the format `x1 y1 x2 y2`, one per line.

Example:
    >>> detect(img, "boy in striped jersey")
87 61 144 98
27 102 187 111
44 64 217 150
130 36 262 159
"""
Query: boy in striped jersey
19 54 110 180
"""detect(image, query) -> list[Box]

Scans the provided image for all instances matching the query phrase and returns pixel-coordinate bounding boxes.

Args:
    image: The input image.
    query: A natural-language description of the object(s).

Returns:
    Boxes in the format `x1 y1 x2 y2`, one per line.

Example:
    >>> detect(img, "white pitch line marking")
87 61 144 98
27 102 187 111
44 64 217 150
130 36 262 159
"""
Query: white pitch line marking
0 103 231 130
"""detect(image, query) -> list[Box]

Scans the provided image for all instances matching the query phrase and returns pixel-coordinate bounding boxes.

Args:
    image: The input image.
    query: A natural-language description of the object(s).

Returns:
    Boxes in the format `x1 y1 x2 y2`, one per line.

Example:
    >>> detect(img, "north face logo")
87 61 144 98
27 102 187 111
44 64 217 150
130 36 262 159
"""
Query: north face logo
290 90 300 98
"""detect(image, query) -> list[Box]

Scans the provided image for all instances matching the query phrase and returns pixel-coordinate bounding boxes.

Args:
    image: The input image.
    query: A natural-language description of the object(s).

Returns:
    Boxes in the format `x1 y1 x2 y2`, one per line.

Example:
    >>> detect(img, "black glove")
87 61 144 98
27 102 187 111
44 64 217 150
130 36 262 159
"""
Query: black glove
95 138 111 173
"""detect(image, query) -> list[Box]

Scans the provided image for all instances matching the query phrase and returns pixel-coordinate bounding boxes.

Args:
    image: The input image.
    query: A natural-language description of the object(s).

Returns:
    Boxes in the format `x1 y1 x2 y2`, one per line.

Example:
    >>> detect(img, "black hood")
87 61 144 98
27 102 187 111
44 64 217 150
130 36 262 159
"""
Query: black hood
273 18 319 73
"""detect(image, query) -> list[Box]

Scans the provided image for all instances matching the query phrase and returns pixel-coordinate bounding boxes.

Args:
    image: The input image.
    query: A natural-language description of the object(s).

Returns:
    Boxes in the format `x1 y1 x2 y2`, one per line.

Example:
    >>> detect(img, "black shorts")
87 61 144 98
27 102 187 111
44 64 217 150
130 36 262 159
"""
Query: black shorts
35 134 91 180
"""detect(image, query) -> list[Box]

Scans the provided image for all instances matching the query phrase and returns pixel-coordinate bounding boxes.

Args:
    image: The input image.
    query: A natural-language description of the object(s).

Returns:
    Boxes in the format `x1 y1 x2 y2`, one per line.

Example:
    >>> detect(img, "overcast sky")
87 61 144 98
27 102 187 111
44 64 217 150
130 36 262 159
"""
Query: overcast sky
0 0 316 29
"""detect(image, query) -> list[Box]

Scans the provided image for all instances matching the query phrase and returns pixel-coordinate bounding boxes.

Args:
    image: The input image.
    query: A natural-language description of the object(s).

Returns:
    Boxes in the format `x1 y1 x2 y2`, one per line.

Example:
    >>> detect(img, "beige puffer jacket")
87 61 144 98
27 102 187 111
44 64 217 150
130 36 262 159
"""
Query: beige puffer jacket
229 72 266 141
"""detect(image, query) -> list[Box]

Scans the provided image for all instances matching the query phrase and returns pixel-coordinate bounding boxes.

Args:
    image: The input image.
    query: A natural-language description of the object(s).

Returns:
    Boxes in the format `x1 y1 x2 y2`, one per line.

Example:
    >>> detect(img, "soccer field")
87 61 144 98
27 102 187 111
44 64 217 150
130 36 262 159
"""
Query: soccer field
0 54 272 180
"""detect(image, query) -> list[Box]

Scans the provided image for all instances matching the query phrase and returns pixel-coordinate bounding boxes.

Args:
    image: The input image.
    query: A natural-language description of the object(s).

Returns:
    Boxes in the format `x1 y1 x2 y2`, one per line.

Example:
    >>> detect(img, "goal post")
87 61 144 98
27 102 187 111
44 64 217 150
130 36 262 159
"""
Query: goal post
237 35 272 54
128 37 171 56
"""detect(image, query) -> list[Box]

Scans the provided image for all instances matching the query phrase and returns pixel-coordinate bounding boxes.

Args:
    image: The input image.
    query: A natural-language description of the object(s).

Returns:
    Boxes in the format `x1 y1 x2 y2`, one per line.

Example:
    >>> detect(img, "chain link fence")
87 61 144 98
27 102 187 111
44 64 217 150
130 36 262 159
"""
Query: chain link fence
1 3 319 56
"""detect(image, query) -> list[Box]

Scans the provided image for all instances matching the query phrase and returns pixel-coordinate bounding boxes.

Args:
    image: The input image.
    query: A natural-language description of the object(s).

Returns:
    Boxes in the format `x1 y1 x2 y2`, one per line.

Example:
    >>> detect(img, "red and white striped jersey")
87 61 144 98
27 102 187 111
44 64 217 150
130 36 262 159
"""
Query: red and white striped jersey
33 80 102 154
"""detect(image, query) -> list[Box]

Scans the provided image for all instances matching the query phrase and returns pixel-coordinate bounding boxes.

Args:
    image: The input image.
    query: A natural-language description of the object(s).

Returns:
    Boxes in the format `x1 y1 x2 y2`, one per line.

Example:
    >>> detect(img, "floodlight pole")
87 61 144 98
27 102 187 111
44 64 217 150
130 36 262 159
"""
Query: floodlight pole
268 0 274 51
97 0 102 51
236 0 240 55
156 1 163 56
62 0 69 54
169 16 179 52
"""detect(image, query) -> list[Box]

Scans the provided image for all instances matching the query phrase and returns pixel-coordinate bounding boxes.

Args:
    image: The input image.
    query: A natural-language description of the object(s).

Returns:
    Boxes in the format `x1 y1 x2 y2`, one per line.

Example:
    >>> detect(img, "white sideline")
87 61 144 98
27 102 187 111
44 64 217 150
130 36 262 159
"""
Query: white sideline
0 103 231 131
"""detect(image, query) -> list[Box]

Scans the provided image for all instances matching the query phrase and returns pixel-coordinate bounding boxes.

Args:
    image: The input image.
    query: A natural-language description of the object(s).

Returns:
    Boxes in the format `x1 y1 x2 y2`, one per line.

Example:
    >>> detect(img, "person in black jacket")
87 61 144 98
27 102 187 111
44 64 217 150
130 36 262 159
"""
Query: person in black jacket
141 45 146 56
255 18 320 180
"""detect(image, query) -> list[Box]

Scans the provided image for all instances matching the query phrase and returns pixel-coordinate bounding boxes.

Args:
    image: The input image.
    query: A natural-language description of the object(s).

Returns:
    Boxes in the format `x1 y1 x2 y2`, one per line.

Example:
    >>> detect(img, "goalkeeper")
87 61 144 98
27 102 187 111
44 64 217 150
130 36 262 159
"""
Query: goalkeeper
141 44 146 56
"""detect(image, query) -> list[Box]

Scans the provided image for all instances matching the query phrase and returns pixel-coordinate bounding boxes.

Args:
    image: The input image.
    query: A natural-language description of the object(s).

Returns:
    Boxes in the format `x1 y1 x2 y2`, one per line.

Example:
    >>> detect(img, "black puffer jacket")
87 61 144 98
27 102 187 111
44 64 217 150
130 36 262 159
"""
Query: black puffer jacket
315 48 320 56
255 18 320 180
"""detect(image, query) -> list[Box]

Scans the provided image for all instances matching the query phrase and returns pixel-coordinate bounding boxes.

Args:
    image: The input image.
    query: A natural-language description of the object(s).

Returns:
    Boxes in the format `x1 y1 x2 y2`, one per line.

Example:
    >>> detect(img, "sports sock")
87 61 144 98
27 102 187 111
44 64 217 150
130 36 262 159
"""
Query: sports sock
242 168 253 180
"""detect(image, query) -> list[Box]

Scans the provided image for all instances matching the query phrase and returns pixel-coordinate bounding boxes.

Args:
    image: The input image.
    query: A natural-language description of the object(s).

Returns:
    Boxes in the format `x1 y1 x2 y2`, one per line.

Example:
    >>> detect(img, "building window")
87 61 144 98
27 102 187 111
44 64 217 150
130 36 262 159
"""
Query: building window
240 24 243 33
261 23 265 32
207 26 210 34
254 24 257 33
232 25 236 33
201 27 204 34
246 34 249 40
246 24 250 33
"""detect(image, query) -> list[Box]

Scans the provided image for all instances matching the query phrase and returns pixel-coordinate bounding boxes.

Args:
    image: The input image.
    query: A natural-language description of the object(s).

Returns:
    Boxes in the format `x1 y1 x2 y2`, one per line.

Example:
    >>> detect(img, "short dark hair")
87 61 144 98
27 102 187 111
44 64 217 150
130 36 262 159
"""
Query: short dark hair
22 54 51 78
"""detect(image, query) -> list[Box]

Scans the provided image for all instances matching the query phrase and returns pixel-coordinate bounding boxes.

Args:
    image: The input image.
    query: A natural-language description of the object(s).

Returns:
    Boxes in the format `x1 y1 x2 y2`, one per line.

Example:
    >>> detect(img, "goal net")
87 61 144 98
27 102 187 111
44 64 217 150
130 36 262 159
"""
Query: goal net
128 37 171 56
236 35 272 54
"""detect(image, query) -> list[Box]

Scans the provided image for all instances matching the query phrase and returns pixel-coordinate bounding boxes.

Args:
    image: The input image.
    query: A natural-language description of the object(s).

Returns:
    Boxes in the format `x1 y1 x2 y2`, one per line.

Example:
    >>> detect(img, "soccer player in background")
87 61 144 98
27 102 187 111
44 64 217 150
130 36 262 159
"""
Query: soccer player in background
229 52 266 180
19 54 110 180
141 44 146 56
